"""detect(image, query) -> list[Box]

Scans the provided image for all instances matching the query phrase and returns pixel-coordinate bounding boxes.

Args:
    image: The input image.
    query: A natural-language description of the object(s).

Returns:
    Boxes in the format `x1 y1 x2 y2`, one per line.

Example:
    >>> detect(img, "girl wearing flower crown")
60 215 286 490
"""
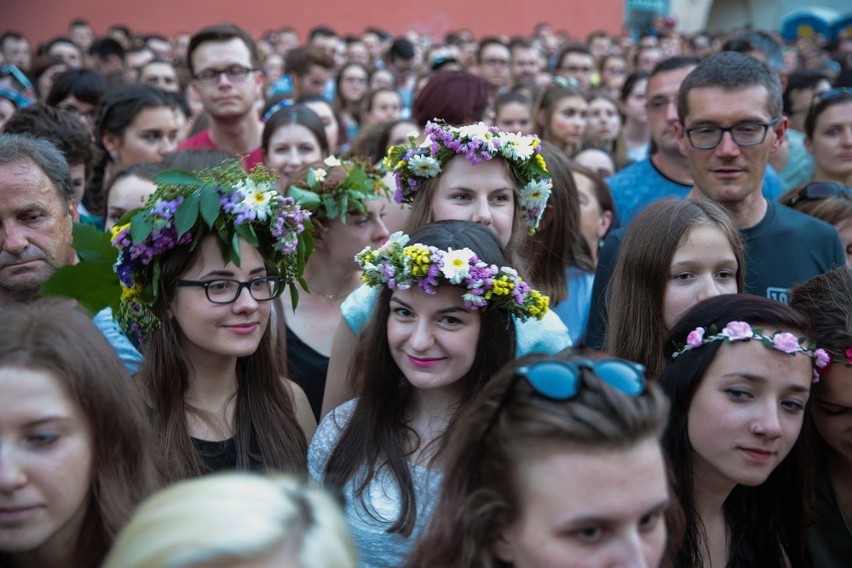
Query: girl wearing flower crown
309 220 549 567
657 294 828 567
322 120 572 416
406 351 678 568
282 157 391 420
606 198 745 378
111 160 315 481
790 267 852 565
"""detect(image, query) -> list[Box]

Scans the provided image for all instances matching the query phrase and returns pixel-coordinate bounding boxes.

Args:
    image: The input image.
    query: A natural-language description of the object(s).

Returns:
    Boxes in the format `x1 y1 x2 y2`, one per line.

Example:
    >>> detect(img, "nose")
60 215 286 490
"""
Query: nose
373 218 390 244
752 402 783 439
715 131 741 158
1 222 28 255
0 446 27 493
407 320 434 353
697 274 723 302
159 137 177 156
470 197 493 226
609 529 651 568
231 283 260 313
664 99 678 123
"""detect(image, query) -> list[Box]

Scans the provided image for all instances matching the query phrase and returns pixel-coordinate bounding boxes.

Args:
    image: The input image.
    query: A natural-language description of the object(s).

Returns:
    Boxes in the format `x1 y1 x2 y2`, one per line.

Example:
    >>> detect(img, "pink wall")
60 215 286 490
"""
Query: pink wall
5 0 624 47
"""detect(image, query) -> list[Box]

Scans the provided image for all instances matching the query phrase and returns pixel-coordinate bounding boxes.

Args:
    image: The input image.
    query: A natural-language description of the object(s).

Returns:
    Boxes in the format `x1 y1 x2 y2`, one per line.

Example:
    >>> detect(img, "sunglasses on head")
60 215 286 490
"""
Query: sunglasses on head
788 181 851 207
813 87 852 105
0 64 34 94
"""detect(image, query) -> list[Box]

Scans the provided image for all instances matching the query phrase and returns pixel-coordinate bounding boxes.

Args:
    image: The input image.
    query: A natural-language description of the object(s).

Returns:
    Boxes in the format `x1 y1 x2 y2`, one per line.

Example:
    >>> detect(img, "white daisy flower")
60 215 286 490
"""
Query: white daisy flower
520 179 552 212
440 247 476 284
324 156 342 167
241 183 278 220
497 132 536 161
312 168 327 183
457 123 491 141
407 155 442 178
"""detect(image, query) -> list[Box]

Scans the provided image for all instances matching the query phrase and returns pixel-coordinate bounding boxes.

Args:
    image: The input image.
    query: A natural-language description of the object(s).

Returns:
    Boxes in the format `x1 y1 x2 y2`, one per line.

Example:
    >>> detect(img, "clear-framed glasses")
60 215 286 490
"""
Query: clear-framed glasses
787 181 851 207
194 65 254 86
685 116 781 149
174 276 284 304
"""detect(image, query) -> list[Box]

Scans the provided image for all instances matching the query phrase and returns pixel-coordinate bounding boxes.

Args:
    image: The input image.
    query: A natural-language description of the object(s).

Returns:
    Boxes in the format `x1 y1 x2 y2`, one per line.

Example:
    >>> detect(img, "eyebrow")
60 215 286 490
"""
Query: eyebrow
723 373 810 394
24 416 73 428
560 497 670 527
199 267 266 278
389 296 468 315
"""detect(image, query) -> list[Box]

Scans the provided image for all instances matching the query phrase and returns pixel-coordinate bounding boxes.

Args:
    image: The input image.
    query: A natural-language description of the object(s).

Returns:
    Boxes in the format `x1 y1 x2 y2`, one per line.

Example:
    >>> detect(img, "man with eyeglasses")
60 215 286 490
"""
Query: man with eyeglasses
179 24 265 168
477 37 512 95
584 52 844 351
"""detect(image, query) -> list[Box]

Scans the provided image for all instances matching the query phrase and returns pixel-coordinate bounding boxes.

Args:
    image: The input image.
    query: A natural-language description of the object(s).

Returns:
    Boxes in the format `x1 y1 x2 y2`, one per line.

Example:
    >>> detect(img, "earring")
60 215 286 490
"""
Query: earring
109 150 118 161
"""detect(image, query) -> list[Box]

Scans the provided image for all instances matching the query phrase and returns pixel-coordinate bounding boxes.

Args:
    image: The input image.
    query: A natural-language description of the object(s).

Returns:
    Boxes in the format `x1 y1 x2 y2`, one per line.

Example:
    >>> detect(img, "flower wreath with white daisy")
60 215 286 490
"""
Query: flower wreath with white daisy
354 231 550 320
383 120 552 234
110 159 312 343
286 156 388 227
672 321 831 382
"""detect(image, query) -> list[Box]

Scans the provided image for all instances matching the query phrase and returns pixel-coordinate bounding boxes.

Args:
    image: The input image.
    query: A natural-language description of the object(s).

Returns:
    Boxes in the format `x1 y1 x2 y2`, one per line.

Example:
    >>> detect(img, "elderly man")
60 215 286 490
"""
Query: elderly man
0 134 77 307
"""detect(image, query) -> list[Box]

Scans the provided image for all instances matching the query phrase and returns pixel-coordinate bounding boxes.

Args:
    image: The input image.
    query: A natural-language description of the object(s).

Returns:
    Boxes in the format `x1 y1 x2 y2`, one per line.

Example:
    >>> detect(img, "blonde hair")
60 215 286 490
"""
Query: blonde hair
103 473 357 568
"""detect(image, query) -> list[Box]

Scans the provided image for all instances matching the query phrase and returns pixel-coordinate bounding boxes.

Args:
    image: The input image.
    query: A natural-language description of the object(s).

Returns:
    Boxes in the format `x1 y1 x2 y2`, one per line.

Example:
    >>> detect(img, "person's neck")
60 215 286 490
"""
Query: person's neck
302 251 362 301
207 113 263 155
409 387 462 439
185 354 239 410
813 169 852 188
623 119 649 149
651 149 692 185
692 464 735 566
700 190 768 230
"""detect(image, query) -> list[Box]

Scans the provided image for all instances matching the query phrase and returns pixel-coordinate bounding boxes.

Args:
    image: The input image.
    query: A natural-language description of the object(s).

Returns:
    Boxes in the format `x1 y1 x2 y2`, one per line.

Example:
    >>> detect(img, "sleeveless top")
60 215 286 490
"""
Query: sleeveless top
286 325 328 422
191 431 264 473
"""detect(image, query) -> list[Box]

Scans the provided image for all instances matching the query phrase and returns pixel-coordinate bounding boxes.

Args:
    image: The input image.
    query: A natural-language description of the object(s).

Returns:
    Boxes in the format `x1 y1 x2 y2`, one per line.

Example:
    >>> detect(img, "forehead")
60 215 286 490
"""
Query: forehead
192 37 252 70
561 51 593 65
647 66 694 97
0 160 64 209
815 100 852 125
437 155 511 189
482 43 509 57
0 366 80 420
142 62 176 77
683 84 773 122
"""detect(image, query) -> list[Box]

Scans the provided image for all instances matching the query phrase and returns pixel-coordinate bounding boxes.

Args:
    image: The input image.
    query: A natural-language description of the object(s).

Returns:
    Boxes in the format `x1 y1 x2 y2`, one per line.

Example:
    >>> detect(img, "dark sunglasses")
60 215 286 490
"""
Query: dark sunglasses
788 181 851 207
480 358 647 444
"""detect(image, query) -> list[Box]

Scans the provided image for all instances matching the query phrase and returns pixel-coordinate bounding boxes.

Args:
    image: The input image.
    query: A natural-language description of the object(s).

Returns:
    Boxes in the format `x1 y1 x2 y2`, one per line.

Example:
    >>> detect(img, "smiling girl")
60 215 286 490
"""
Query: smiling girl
310 220 549 567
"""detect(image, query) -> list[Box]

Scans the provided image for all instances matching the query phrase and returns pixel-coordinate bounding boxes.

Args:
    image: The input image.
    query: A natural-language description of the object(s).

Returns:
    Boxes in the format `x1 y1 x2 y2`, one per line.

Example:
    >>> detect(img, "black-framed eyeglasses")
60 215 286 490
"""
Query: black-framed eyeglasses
685 116 781 149
788 181 851 207
480 358 647 445
174 276 284 304
193 65 254 86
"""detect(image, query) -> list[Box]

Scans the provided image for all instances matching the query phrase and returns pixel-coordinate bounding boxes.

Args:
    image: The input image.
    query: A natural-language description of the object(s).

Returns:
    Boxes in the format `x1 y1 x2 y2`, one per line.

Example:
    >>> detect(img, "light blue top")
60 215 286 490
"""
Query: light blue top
309 400 443 568
551 267 595 346
340 284 573 355
92 307 142 374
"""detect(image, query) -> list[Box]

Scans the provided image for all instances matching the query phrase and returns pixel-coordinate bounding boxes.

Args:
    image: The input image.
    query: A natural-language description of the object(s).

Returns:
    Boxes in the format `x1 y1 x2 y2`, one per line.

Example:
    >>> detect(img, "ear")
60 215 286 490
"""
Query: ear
769 114 788 153
597 209 613 239
68 199 80 223
102 131 122 155
493 529 515 564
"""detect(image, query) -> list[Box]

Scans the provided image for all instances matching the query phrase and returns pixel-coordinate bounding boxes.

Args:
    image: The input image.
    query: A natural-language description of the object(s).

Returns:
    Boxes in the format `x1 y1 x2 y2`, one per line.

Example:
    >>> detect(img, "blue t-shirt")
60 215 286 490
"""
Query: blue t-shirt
551 267 595 346
92 307 143 373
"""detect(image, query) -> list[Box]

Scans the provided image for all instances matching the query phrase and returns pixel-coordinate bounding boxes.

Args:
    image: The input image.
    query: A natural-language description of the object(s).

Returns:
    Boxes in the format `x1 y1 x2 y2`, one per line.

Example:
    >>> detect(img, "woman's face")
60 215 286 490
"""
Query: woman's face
319 199 390 266
365 91 402 125
265 123 325 190
601 56 627 91
303 101 339 151
663 225 739 330
620 78 648 126
496 101 533 135
369 69 395 91
37 63 69 102
546 96 588 148
430 156 515 247
688 338 811 490
573 172 612 264
496 437 669 568
339 65 368 103
810 364 852 466
585 98 622 146
170 236 272 363
105 106 179 166
104 176 157 231
0 366 93 560
386 121 420 150
806 101 852 183
387 285 480 398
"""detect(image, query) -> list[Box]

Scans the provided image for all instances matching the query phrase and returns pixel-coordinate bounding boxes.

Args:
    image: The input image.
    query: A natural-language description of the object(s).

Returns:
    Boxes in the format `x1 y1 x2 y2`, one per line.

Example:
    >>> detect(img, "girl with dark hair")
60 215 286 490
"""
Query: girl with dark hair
297 95 346 154
0 300 160 568
322 121 572 416
110 159 315 481
262 103 329 192
493 91 533 135
407 351 678 568
533 82 588 156
658 294 827 567
310 220 549 567
86 83 178 217
790 267 852 566
618 71 650 162
334 61 370 141
349 118 421 165
607 199 745 377
45 68 106 133
103 162 162 231
360 88 403 129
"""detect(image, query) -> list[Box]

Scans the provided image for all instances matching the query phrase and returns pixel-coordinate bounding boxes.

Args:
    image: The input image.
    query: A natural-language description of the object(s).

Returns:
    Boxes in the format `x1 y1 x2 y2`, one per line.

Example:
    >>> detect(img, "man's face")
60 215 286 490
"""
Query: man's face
0 160 77 305
191 38 261 121
48 41 82 69
69 25 94 50
557 52 594 88
636 46 663 73
677 85 786 206
310 34 338 60
146 38 173 63
294 64 331 98
140 62 179 92
2 38 31 72
478 43 511 90
125 48 155 80
645 66 695 156
511 46 539 86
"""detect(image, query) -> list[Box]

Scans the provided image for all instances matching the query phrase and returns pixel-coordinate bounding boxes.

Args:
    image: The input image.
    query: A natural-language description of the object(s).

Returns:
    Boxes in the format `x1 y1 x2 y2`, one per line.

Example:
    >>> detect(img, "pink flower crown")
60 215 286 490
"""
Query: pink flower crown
672 321 830 383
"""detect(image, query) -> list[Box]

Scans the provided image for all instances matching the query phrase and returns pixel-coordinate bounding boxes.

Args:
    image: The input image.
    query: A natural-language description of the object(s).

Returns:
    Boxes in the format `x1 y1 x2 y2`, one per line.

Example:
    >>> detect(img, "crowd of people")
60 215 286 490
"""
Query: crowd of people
0 16 851 568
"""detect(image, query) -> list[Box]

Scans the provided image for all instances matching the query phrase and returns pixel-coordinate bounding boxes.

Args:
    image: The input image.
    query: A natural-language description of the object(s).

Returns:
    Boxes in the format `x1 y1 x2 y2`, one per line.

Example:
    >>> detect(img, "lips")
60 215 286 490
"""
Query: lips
407 355 444 368
0 505 40 524
738 447 774 463
712 168 744 179
223 322 259 335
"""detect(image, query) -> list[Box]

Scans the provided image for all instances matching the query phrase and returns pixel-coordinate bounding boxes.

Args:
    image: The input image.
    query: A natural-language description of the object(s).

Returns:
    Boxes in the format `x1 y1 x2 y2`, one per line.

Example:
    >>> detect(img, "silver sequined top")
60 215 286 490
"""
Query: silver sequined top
308 400 444 568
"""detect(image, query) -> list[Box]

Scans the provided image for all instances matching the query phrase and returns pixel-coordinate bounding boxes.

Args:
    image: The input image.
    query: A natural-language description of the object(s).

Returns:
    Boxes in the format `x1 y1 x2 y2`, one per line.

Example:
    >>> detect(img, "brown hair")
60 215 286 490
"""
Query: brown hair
187 23 260 76
790 267 852 365
136 237 308 482
606 199 745 377
779 185 852 230
0 300 160 568
407 351 680 568
522 142 593 304
533 82 587 154
411 70 490 128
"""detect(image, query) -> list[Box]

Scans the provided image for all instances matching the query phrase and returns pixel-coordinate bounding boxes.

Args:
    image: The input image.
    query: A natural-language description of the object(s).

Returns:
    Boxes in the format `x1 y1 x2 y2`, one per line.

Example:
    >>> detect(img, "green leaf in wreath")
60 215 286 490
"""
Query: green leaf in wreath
156 169 203 186
175 190 201 237
199 188 221 228
287 186 321 210
130 212 154 244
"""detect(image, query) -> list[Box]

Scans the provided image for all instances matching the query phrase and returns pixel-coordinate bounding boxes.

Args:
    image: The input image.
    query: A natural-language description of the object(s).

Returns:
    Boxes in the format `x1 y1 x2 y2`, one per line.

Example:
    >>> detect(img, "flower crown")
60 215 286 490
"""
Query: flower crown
110 160 312 343
354 231 549 320
383 121 552 233
287 156 388 225
672 321 830 382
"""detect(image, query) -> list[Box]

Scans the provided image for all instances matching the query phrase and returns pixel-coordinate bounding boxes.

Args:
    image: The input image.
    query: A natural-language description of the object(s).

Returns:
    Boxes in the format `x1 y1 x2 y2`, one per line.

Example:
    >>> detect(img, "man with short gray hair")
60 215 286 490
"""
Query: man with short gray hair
0 134 78 306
